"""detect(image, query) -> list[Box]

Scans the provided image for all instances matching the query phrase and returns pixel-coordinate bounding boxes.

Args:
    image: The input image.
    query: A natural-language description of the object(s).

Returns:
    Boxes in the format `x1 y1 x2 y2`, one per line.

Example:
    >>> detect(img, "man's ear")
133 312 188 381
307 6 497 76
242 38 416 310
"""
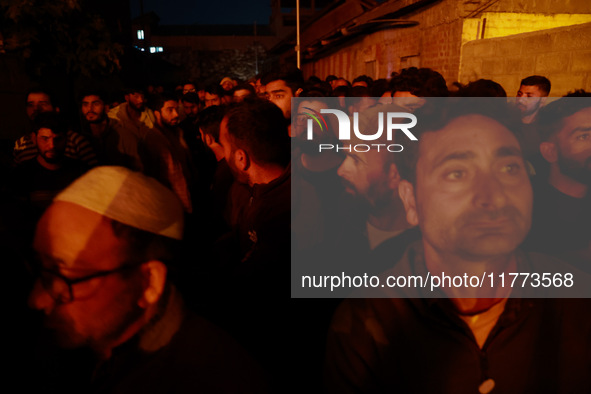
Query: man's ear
204 134 214 148
295 88 303 97
388 163 402 190
540 141 557 164
398 180 419 226
153 110 162 123
138 261 167 308
234 148 250 172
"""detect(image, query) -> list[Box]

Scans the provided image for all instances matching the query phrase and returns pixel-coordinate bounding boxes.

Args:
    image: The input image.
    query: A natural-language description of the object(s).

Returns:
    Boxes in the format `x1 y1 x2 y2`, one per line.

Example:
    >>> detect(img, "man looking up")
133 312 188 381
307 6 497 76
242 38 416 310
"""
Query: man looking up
325 99 591 393
26 166 266 393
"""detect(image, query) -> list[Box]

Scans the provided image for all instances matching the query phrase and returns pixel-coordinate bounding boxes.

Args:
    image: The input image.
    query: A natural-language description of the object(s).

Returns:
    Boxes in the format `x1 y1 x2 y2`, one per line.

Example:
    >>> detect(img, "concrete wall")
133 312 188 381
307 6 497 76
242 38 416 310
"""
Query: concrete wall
459 22 591 97
302 0 464 84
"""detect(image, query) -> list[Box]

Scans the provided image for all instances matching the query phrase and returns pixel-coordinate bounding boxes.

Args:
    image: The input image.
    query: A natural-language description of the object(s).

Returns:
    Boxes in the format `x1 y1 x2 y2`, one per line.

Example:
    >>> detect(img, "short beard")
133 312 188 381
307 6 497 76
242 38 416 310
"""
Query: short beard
558 155 591 186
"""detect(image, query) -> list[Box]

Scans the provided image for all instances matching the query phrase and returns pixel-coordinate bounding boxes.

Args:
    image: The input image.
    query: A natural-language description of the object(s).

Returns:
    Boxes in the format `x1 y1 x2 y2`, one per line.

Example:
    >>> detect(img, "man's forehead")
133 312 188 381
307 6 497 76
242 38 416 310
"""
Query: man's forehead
35 202 123 270
418 114 520 164
28 93 51 103
266 80 292 93
82 95 103 102
163 100 178 109
519 85 543 95
559 106 591 134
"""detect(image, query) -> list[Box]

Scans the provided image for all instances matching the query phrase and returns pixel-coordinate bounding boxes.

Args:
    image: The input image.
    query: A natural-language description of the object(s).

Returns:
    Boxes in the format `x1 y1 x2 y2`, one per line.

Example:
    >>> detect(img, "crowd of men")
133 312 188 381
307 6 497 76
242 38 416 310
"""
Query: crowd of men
3 66 590 393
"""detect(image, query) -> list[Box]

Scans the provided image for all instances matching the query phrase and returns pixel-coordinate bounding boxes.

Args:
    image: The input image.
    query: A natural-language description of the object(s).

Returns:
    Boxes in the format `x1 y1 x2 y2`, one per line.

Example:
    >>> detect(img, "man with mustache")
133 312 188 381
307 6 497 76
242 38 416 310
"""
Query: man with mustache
80 90 143 170
26 166 266 393
325 99 591 393
11 112 88 217
524 91 591 271
142 93 194 213
107 85 155 138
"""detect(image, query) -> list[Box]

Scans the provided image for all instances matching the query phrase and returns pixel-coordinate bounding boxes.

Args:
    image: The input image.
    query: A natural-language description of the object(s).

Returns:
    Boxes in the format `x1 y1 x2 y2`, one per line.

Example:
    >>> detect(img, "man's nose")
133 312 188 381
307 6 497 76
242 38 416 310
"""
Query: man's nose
337 156 353 179
473 173 508 210
28 280 55 314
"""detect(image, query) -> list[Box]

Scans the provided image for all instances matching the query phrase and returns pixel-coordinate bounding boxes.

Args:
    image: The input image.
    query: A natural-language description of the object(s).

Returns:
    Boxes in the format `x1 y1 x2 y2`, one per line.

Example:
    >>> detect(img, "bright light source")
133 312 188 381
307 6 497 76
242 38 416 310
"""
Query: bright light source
137 30 144 40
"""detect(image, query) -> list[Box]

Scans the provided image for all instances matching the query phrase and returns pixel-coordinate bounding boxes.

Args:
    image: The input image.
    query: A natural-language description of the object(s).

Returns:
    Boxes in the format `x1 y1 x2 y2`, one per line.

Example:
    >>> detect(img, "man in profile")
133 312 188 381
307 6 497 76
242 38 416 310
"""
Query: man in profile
325 100 591 393
27 166 266 393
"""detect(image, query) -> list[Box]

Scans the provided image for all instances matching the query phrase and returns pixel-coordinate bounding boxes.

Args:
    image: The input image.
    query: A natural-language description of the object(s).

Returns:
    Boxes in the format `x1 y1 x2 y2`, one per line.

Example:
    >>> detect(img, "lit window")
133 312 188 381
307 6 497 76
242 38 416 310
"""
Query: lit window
137 30 144 40
149 47 156 53
157 47 163 52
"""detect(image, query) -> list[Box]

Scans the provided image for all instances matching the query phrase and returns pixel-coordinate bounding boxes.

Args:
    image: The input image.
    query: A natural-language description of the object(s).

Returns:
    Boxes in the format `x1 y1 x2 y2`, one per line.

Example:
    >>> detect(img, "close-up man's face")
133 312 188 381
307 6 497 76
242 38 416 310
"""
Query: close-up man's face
407 114 532 261
81 95 106 124
28 202 144 350
126 92 146 112
204 92 221 108
516 85 545 116
159 100 180 127
233 89 252 102
553 106 591 185
338 150 392 208
26 93 55 120
182 101 199 118
182 84 196 95
35 128 66 163
265 80 294 119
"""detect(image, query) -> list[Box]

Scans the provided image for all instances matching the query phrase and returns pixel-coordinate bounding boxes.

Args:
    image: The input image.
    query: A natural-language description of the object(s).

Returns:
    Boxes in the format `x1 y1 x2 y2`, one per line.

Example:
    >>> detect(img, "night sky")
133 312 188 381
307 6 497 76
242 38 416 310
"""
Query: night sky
130 0 273 25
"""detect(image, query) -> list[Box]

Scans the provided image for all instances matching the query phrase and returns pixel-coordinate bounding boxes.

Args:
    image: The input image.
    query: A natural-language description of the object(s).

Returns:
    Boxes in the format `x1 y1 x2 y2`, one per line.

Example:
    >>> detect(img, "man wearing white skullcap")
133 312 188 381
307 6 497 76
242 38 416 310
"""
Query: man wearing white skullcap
27 166 267 393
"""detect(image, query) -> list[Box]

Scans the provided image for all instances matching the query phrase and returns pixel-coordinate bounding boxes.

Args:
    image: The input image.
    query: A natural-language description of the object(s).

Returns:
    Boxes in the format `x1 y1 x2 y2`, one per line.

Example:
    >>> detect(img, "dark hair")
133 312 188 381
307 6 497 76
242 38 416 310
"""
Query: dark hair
148 92 177 112
261 66 304 96
455 79 507 97
181 92 200 104
224 99 290 167
33 112 68 135
232 83 256 97
325 75 338 83
537 90 591 141
26 87 57 108
204 84 224 96
124 84 145 95
79 88 107 103
520 75 551 96
390 67 449 97
352 75 373 87
196 105 225 142
370 79 391 97
395 98 521 184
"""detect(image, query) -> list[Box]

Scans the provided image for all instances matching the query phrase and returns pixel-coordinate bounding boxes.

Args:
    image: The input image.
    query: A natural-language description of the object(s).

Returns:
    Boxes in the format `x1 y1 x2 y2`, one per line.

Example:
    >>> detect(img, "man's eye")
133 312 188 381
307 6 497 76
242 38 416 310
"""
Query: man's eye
501 163 521 174
576 133 589 141
445 170 465 180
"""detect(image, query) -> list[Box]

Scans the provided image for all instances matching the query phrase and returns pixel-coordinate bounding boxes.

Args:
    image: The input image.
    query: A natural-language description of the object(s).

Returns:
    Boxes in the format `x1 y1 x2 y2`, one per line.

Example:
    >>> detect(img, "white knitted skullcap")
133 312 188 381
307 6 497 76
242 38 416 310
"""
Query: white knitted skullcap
55 166 184 240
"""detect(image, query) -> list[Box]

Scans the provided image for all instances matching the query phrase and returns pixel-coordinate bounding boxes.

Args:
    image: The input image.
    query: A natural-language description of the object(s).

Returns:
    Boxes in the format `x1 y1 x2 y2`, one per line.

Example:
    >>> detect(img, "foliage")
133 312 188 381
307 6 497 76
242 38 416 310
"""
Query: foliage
0 0 123 78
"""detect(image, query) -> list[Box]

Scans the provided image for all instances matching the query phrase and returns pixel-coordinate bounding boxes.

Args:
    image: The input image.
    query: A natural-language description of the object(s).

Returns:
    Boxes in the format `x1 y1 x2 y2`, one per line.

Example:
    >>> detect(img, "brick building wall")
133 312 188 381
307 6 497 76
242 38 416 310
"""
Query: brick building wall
460 22 591 97
302 0 465 84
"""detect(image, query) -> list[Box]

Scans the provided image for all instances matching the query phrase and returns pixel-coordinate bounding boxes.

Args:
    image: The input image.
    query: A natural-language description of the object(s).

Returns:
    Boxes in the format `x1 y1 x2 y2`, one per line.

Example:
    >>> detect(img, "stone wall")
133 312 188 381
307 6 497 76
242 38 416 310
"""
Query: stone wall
459 22 591 97
302 0 465 84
